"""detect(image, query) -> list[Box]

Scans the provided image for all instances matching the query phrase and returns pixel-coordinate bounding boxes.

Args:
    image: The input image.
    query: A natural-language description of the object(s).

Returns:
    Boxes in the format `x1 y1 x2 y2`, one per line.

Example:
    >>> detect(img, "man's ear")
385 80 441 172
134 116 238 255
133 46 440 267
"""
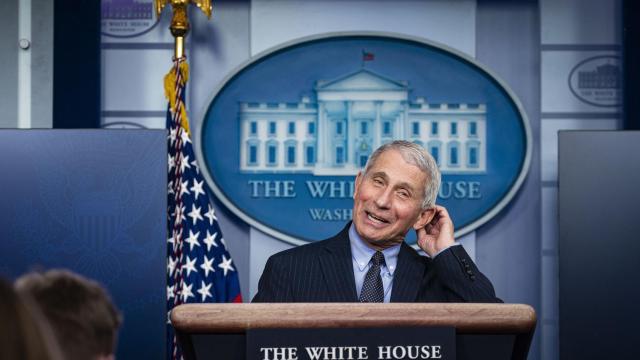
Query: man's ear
413 207 436 230
353 171 363 199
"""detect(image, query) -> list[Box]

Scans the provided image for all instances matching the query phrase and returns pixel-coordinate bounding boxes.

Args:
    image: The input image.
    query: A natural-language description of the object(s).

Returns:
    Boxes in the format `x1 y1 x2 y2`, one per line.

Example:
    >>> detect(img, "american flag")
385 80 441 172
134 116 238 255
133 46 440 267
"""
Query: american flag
165 57 242 360
362 50 375 62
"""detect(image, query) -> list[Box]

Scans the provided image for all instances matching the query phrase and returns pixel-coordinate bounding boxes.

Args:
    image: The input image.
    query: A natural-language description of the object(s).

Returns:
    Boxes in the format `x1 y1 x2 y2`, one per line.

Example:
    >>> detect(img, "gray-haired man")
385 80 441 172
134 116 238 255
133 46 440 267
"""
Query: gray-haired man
253 140 500 303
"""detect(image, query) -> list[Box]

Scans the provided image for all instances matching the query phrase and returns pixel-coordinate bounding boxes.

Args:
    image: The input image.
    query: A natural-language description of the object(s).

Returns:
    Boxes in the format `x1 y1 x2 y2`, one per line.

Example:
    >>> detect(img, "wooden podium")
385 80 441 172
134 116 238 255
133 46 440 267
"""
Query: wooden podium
171 303 536 360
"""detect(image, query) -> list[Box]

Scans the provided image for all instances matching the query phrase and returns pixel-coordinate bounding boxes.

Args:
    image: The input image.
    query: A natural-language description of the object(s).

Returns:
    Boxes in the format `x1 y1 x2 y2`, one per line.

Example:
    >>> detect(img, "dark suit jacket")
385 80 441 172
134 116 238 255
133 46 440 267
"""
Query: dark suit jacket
252 224 501 303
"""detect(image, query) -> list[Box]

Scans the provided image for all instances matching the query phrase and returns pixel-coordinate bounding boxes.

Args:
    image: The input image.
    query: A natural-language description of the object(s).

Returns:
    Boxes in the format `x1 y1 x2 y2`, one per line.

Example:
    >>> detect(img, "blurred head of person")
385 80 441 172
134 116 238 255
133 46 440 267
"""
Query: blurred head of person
15 269 122 360
0 276 63 360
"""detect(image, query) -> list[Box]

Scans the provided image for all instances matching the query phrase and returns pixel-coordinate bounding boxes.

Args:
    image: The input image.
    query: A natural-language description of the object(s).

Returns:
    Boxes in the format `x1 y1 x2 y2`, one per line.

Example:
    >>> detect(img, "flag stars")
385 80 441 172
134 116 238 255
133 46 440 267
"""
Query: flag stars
200 255 216 277
180 129 192 145
167 285 175 300
167 256 177 276
197 281 213 302
218 255 235 276
190 179 205 200
179 180 190 197
185 230 201 251
179 154 191 173
205 205 217 226
187 204 203 225
183 255 197 277
190 159 200 173
181 282 194 302
173 204 186 223
203 231 218 251
170 228 183 248
169 126 178 145
168 154 175 172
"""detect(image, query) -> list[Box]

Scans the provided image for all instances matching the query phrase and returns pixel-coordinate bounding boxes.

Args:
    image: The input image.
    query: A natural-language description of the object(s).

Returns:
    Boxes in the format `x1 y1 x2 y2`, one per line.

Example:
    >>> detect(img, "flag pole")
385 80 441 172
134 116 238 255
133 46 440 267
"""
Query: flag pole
156 0 212 60
156 2 220 360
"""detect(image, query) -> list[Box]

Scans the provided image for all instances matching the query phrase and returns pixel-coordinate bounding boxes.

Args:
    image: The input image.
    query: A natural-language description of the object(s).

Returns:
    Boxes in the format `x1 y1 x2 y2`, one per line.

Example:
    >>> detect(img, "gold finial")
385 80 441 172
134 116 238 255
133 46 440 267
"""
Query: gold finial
155 0 212 59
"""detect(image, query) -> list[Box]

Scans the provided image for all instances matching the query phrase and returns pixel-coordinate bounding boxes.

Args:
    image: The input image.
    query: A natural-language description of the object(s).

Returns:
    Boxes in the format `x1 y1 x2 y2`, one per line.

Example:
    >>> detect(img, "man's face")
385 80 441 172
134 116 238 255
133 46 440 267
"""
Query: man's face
352 149 435 250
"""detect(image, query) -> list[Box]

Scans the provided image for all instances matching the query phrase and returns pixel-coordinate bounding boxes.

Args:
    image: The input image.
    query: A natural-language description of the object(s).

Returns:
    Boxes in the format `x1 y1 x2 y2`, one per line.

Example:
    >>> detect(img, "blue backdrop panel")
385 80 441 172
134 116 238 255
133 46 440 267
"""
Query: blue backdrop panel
0 129 166 359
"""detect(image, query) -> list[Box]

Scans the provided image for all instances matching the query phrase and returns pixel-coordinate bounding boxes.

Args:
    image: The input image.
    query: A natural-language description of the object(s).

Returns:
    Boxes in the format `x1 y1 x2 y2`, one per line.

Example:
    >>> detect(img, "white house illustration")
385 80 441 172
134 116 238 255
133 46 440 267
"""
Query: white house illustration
239 69 486 175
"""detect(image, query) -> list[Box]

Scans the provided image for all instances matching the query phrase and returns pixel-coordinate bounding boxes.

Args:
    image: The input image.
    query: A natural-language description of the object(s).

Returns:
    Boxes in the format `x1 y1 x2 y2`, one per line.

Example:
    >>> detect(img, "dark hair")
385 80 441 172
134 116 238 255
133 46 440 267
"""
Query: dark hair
15 270 122 360
0 276 62 360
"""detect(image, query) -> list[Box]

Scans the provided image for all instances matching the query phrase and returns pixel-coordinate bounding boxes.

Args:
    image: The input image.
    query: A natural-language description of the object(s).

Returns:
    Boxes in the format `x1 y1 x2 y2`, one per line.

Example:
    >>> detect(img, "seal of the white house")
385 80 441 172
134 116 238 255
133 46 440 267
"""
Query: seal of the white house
101 0 158 38
196 32 532 245
569 55 622 107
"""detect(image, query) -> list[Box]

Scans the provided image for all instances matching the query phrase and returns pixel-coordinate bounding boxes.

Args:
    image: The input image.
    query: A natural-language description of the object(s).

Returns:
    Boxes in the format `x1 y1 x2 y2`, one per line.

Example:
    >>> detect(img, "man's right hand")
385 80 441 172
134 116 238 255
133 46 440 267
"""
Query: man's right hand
416 205 455 257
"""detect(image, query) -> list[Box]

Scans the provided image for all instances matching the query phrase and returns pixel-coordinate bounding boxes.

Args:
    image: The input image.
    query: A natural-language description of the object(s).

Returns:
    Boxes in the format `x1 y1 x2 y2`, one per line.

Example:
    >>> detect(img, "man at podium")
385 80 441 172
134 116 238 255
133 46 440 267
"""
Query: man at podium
253 141 500 303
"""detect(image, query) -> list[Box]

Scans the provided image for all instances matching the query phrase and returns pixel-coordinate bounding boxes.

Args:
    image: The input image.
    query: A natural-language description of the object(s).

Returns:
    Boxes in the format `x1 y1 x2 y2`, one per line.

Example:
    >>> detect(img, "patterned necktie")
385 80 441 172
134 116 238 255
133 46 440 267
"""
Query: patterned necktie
359 251 385 303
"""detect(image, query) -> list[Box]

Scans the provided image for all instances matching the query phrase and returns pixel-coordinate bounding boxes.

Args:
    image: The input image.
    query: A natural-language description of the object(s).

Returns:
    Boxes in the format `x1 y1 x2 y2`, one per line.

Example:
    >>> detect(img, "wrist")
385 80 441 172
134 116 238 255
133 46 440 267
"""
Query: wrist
429 243 458 258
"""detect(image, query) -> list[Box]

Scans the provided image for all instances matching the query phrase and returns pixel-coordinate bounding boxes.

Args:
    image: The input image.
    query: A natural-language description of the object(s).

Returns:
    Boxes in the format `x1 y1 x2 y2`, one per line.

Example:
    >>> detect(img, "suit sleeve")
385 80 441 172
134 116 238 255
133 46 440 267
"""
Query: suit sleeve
251 254 293 302
430 245 502 303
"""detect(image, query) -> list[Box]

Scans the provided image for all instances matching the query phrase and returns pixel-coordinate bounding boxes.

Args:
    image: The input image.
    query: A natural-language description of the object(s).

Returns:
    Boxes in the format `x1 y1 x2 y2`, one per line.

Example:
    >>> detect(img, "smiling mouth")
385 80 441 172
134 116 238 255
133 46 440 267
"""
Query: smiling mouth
366 211 390 224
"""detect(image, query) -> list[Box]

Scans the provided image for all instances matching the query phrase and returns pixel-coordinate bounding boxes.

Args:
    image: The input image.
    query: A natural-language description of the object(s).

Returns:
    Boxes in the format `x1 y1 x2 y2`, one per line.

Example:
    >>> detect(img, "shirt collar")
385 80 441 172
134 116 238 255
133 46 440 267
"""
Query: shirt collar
349 223 400 275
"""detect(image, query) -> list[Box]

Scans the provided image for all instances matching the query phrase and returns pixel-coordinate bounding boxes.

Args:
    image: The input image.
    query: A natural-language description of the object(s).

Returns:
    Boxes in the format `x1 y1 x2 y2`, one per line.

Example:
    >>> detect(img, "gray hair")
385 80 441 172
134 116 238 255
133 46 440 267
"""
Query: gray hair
363 140 441 209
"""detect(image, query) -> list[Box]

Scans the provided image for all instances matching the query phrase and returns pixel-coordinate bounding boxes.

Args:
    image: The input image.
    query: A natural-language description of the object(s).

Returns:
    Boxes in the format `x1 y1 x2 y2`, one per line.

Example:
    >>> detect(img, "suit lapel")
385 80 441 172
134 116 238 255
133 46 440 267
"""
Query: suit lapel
390 243 426 302
318 225 358 302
